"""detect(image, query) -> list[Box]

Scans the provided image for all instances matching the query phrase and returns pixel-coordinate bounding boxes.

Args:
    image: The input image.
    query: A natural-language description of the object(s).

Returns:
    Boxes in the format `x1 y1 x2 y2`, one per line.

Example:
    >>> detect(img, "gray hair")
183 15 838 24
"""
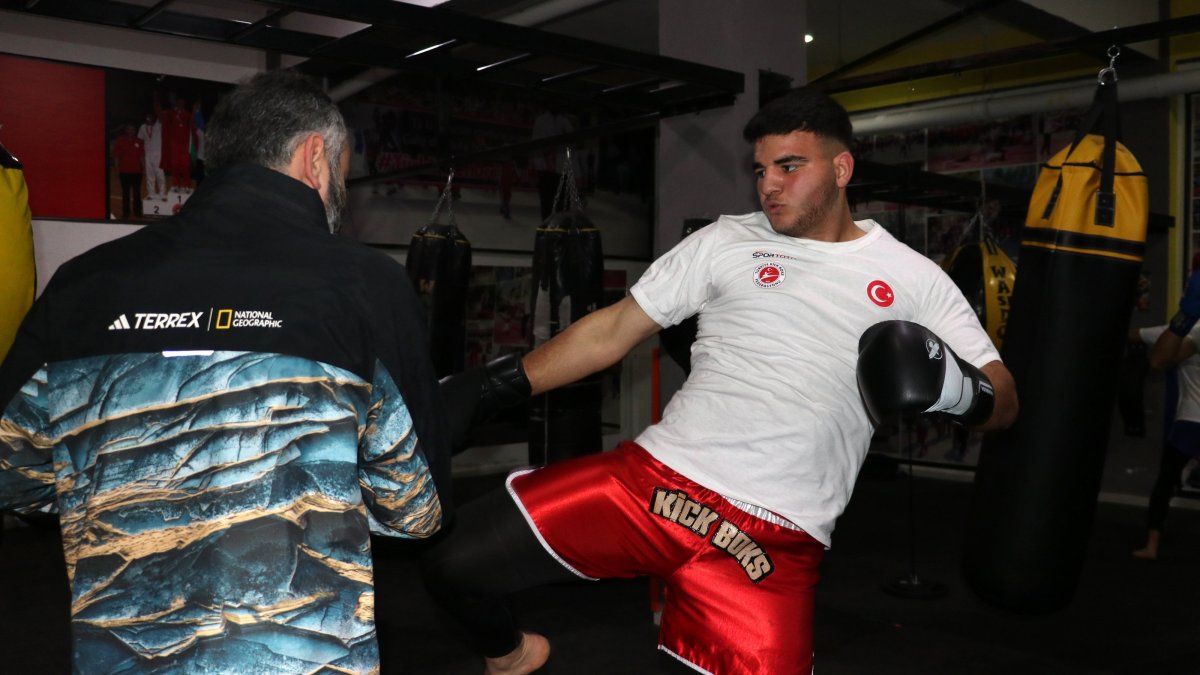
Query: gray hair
205 69 348 173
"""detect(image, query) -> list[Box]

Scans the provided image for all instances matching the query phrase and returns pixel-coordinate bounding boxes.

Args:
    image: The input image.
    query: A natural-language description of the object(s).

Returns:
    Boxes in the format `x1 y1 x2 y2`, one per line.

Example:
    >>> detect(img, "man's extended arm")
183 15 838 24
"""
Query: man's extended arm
979 360 1018 431
437 294 663 451
1149 327 1198 371
523 295 663 396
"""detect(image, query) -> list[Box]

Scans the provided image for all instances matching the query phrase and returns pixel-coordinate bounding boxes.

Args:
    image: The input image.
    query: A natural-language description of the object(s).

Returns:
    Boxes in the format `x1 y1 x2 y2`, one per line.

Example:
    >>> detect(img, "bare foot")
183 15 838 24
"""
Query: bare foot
484 632 550 675
1132 547 1158 561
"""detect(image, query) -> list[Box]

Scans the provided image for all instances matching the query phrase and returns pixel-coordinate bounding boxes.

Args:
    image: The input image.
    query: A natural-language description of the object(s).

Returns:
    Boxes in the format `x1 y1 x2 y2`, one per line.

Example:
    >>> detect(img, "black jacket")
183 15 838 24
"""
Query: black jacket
0 163 453 672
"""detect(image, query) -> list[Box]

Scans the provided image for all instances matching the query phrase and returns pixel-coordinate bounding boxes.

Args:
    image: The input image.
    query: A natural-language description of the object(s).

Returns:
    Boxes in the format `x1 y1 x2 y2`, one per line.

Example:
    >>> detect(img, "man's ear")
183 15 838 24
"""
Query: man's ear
833 150 854 189
291 132 327 191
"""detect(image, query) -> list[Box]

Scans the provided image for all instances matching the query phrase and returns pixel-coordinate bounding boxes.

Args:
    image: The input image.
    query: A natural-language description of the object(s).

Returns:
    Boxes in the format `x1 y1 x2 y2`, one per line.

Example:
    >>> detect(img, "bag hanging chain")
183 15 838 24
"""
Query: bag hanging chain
1097 45 1119 85
428 167 457 227
551 147 583 214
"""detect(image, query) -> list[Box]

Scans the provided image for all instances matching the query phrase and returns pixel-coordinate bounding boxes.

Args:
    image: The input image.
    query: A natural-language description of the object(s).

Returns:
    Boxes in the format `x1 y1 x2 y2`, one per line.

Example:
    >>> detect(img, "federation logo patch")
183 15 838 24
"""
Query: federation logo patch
866 279 894 307
753 263 785 288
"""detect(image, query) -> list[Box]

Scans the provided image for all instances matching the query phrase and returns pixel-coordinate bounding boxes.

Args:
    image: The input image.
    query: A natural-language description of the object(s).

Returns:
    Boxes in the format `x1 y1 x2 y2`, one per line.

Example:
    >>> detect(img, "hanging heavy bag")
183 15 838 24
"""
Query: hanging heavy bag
0 141 34 364
406 171 472 378
943 232 1017 350
963 68 1148 614
529 153 605 464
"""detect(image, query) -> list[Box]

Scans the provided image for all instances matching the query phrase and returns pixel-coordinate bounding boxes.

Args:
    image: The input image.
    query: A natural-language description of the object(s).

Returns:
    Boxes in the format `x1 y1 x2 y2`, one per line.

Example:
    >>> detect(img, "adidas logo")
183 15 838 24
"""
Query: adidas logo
107 311 205 330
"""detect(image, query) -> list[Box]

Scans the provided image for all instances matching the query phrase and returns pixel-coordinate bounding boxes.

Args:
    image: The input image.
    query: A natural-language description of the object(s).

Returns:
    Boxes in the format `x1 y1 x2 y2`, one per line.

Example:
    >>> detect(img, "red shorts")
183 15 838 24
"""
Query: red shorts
508 442 824 675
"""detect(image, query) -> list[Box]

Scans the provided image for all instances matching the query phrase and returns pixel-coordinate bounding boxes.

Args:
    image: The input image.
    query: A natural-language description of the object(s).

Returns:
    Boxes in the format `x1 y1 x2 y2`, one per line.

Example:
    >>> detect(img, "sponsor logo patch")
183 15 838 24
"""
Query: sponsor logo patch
751 250 799 261
106 308 283 331
108 311 204 330
214 309 283 329
925 338 943 360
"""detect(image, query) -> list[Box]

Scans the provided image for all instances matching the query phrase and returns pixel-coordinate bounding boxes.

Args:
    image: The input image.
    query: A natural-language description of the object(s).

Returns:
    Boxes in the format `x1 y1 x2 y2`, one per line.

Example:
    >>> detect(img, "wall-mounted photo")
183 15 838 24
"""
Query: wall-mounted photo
105 70 231 222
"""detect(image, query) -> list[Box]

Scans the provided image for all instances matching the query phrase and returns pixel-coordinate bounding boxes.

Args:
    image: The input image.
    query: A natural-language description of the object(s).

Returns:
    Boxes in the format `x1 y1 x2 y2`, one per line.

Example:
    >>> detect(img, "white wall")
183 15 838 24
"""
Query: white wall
0 10 265 84
656 0 807 257
654 0 807 399
31 220 142 296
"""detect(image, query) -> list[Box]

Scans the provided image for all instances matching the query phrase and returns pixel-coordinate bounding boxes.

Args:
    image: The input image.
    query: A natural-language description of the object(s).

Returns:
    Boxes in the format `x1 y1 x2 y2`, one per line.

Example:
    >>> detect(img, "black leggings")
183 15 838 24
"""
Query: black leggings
1147 442 1191 531
421 486 577 657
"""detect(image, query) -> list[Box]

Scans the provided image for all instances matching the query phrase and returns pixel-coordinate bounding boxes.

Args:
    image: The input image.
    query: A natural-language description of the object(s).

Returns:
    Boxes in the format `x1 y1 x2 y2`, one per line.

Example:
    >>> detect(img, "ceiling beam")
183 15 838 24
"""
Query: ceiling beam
944 0 1162 69
1 0 741 122
811 0 1010 85
815 12 1200 94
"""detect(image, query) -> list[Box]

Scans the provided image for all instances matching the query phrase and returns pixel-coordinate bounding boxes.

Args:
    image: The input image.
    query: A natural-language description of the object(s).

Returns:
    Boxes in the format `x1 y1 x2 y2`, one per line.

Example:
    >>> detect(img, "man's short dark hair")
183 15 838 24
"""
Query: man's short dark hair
205 69 347 173
742 87 854 151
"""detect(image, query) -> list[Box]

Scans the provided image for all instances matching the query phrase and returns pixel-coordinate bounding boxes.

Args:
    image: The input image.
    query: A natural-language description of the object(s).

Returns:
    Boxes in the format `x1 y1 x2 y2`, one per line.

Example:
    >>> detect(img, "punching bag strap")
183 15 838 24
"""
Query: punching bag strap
426 167 458 231
1093 46 1122 227
1041 46 1122 225
551 147 583 217
0 139 21 170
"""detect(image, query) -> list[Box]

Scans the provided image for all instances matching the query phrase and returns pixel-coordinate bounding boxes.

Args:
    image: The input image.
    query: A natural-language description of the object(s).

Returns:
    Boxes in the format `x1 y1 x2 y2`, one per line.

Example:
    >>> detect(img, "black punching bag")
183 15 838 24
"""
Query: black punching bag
406 174 472 378
528 161 605 464
963 78 1148 613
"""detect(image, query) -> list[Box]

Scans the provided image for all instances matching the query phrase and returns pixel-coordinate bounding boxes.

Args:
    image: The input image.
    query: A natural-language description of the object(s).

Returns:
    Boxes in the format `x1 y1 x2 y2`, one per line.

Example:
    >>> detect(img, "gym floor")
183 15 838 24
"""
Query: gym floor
3 463 1197 674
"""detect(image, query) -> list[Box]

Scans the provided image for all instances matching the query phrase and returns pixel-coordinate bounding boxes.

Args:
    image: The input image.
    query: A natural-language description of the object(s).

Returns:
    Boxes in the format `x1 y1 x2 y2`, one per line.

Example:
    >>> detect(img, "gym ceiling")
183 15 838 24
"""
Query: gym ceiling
4 0 1198 223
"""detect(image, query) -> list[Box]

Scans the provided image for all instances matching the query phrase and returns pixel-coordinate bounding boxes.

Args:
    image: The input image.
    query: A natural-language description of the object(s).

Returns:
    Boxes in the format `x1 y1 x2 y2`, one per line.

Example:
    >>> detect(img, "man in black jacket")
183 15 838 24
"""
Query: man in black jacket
0 69 452 673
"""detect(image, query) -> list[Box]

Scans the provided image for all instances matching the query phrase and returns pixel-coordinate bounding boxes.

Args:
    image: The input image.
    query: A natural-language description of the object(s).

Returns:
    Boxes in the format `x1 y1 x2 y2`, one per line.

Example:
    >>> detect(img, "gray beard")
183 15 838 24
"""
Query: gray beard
325 173 347 234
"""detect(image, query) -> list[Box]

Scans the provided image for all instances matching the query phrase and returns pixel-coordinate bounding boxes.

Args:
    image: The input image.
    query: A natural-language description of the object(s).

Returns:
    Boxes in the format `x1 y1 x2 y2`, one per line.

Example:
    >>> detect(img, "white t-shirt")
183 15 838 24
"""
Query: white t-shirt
138 120 162 157
631 214 1000 547
1139 324 1200 423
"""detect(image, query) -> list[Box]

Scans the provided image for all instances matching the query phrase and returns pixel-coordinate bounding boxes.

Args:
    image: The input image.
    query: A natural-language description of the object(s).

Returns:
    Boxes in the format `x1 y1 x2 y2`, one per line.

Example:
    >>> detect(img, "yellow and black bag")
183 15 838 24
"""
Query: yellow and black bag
965 77 1149 614
0 140 34 364
943 233 1017 350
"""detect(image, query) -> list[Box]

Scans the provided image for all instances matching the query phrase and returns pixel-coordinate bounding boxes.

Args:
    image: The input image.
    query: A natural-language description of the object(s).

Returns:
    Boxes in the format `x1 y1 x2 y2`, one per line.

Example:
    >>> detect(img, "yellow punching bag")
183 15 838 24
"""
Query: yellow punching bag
943 235 1017 349
0 141 35 363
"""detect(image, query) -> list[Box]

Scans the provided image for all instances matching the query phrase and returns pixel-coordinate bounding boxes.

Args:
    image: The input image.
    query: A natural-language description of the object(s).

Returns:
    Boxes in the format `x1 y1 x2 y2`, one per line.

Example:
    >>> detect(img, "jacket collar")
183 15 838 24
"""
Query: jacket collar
182 163 329 234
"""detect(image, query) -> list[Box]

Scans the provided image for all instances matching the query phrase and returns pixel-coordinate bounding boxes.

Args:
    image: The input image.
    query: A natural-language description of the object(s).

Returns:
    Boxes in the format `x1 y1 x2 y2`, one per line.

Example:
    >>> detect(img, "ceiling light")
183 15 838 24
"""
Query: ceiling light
477 53 531 72
804 34 814 43
392 0 450 6
406 39 457 58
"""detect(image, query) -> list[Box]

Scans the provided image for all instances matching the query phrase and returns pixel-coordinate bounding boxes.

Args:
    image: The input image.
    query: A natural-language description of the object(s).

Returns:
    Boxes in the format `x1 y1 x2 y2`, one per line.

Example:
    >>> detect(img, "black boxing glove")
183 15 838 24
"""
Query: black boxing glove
439 353 532 452
857 320 994 427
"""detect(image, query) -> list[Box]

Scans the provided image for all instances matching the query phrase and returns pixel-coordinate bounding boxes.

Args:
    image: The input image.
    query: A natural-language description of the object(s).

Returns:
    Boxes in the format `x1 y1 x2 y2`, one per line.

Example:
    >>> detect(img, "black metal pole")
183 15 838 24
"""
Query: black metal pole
882 417 948 599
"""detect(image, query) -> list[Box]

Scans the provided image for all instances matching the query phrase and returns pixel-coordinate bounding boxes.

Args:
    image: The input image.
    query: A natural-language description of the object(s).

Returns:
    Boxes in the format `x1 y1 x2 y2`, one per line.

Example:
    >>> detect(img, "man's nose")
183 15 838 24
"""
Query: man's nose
760 170 781 194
